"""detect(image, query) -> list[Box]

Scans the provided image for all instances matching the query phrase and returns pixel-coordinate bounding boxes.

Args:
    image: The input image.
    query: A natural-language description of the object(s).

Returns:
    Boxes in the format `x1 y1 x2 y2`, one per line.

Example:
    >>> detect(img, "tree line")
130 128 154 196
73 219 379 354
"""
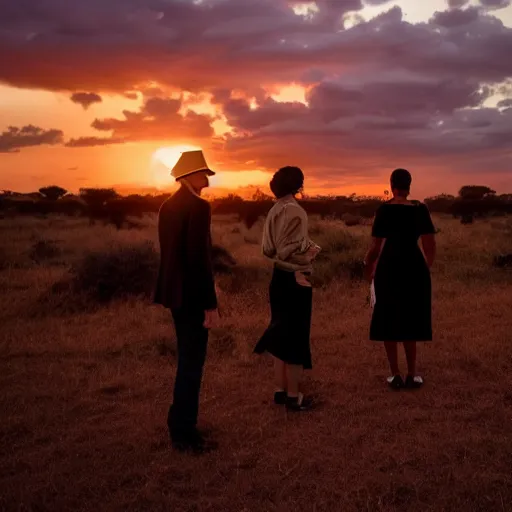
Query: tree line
424 186 512 224
0 184 510 228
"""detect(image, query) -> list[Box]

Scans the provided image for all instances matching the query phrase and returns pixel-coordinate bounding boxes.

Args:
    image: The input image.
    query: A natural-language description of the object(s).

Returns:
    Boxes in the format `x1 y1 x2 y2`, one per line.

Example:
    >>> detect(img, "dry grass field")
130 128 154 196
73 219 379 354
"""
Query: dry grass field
1 213 512 512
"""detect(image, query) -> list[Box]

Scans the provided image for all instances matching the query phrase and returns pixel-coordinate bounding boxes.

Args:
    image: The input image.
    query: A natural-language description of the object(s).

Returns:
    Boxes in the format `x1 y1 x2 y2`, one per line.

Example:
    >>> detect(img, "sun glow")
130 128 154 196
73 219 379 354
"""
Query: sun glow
151 144 201 188
270 83 309 105
292 2 318 19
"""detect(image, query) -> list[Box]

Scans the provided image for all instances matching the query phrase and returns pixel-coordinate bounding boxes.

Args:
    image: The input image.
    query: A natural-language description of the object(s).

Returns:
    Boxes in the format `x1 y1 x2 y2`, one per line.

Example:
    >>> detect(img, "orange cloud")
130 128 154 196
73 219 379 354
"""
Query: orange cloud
68 96 215 147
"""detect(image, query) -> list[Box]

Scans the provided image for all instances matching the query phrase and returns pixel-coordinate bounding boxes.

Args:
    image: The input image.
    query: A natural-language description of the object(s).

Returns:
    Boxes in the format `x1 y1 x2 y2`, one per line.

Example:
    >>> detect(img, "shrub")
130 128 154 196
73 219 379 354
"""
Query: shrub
39 186 68 201
211 244 237 274
493 254 512 269
79 188 119 207
308 223 323 237
235 221 364 288
341 213 362 227
29 240 61 263
68 241 159 303
315 226 359 254
217 265 270 294
310 225 366 286
50 241 237 306
312 254 365 287
344 258 365 280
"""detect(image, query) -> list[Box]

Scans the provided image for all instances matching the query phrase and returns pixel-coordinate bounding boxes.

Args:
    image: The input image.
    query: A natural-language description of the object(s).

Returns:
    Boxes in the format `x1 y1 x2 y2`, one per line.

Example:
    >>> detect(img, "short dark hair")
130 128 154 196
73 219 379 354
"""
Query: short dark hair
269 166 304 199
390 168 412 193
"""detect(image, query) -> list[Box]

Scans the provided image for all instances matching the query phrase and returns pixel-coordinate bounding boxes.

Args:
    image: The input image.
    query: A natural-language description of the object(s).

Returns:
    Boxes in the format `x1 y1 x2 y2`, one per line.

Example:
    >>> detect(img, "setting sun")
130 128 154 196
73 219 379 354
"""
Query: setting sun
151 144 201 188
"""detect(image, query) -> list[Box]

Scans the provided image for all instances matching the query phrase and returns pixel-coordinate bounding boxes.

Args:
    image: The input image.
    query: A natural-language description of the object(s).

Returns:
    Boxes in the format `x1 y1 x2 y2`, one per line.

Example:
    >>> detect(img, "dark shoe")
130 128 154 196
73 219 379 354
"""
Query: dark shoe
286 394 313 411
172 438 203 454
404 375 424 389
171 430 217 454
387 375 405 390
274 391 287 405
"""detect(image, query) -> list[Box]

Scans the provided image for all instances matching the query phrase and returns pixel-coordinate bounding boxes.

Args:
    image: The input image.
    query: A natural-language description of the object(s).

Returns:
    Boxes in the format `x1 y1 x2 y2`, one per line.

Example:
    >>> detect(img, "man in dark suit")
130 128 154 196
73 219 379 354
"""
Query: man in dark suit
154 150 219 453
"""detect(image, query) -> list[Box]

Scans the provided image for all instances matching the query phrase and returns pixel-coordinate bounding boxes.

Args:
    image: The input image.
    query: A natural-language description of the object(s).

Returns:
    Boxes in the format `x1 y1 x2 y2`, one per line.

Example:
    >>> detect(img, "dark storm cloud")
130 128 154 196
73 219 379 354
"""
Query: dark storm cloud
0 125 64 153
1 1 511 91
70 92 102 109
65 136 125 147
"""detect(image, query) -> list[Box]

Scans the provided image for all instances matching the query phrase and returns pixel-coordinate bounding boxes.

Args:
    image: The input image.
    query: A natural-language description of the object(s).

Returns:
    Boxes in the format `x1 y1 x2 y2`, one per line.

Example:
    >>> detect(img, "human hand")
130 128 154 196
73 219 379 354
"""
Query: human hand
364 263 375 283
306 244 321 261
294 271 312 288
204 309 220 329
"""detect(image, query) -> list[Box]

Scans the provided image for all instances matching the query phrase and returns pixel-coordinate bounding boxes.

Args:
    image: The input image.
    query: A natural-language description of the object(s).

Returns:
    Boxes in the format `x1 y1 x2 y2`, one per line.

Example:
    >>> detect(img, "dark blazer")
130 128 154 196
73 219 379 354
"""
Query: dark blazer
154 185 217 311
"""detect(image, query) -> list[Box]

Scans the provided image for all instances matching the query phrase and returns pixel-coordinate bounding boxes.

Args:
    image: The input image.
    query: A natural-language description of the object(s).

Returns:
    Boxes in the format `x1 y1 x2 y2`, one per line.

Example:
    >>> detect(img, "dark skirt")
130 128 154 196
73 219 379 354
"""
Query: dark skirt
370 249 432 342
254 267 313 369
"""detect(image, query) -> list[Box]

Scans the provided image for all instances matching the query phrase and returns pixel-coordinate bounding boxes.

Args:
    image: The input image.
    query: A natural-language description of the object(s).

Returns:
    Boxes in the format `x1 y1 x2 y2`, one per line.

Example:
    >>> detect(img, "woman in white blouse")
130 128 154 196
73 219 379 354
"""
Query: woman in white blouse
254 166 320 411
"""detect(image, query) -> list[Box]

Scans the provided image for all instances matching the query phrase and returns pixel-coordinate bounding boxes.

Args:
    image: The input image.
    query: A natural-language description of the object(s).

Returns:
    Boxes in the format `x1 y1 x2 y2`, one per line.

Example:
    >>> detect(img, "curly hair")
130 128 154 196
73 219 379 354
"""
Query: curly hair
269 166 304 199
390 168 412 194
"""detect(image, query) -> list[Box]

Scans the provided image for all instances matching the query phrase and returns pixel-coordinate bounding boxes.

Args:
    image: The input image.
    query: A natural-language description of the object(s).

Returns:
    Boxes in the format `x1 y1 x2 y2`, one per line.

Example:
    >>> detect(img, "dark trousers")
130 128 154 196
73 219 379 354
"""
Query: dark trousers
168 308 208 440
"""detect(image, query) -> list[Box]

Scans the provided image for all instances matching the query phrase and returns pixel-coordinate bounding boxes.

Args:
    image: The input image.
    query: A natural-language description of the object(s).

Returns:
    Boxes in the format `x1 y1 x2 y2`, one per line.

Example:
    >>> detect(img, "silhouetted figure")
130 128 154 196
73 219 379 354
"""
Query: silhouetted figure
254 166 321 411
154 150 219 453
364 169 437 390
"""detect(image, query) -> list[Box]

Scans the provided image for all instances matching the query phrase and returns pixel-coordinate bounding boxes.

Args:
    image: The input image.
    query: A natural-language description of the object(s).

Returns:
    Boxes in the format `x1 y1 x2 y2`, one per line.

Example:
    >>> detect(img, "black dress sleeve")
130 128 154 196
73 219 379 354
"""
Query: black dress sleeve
418 203 436 235
371 205 388 238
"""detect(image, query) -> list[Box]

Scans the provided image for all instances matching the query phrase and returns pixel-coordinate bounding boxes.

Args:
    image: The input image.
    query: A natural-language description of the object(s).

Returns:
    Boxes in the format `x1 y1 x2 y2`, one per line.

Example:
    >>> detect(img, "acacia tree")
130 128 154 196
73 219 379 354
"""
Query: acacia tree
458 185 496 201
79 188 119 207
251 188 273 201
454 186 497 224
39 186 68 201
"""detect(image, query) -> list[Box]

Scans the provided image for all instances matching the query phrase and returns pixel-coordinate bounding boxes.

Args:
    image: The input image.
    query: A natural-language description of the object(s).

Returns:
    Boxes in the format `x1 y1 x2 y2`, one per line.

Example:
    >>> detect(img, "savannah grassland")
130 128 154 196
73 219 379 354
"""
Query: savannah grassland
0 212 511 512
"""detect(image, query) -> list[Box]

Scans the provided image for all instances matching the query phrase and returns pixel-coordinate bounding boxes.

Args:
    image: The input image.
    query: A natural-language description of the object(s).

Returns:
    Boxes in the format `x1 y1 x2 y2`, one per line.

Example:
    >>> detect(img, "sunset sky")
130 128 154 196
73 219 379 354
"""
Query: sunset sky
1 0 512 199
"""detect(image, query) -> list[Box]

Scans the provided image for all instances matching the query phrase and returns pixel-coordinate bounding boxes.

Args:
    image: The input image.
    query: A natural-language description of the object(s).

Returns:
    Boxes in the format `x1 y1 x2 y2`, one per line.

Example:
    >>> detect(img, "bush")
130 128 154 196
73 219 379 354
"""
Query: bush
461 214 474 225
493 253 512 269
312 255 365 287
217 265 269 294
310 225 366 286
69 241 159 303
39 186 68 201
29 240 61 263
49 241 237 306
315 227 359 254
211 245 237 274
341 213 362 227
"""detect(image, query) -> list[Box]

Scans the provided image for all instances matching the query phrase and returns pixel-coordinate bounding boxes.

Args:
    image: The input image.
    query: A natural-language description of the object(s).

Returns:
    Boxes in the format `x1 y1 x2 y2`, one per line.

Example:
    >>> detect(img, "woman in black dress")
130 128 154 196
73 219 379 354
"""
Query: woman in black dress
254 166 321 411
364 169 436 390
